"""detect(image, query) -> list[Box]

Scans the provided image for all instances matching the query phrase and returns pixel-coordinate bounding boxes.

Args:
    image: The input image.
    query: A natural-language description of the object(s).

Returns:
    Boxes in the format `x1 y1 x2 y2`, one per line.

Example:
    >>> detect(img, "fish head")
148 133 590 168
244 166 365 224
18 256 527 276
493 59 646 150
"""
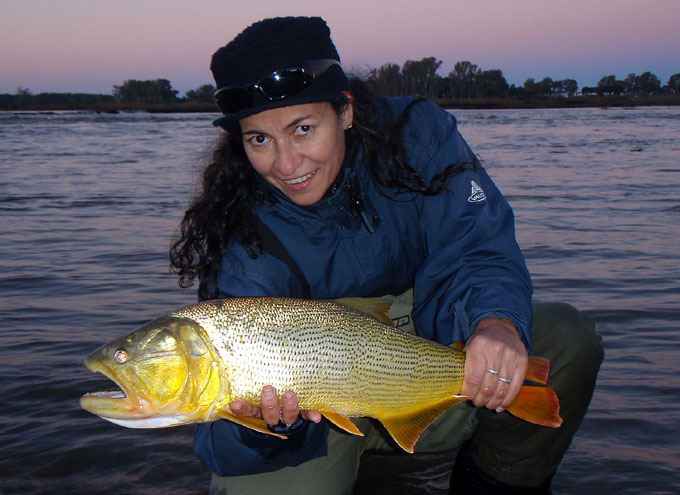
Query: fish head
80 315 226 428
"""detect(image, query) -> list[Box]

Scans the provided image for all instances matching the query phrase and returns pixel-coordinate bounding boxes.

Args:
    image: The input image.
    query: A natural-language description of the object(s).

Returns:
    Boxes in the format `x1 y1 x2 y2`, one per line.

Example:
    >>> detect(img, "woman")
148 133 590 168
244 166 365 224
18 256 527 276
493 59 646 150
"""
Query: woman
171 16 603 495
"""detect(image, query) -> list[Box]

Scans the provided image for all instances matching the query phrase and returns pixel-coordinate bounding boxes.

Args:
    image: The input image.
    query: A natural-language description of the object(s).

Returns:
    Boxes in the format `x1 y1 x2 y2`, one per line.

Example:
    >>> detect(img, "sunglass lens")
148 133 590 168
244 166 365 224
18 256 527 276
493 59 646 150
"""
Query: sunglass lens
215 87 251 114
259 69 308 100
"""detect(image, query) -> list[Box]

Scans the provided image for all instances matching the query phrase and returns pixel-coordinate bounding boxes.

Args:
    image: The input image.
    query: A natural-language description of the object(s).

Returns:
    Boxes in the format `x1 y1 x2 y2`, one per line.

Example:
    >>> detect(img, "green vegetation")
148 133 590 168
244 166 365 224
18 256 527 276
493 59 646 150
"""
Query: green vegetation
366 59 679 107
0 88 116 111
2 60 679 112
112 78 178 104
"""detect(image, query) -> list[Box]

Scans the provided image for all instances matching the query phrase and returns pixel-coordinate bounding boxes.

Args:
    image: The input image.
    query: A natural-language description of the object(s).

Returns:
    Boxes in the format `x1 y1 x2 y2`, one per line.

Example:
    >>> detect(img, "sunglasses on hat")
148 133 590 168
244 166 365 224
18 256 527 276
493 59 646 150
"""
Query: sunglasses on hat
214 59 340 115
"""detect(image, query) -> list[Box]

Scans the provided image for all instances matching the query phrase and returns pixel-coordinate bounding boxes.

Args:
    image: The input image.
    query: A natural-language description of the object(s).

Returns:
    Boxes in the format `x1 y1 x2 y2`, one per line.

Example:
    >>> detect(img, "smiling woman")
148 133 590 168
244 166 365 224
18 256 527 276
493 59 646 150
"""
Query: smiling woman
168 15 603 495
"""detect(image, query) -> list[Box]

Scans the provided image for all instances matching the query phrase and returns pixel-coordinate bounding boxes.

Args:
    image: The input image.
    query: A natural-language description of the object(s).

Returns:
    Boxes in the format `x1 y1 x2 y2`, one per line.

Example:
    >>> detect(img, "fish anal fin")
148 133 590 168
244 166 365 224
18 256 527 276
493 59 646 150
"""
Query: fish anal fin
333 297 394 325
506 386 563 428
525 356 550 384
380 396 466 453
321 410 364 436
216 409 287 439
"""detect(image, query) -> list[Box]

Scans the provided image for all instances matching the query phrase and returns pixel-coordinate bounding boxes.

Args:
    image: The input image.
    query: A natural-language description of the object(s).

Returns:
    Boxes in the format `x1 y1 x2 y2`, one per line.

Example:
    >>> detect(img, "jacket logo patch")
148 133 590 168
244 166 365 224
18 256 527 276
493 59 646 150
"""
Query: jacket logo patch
468 181 486 203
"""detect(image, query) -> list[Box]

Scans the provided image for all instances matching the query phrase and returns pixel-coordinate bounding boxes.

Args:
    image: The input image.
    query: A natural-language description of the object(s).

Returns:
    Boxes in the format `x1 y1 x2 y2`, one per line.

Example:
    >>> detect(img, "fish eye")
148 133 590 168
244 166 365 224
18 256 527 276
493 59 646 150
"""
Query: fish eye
114 348 129 363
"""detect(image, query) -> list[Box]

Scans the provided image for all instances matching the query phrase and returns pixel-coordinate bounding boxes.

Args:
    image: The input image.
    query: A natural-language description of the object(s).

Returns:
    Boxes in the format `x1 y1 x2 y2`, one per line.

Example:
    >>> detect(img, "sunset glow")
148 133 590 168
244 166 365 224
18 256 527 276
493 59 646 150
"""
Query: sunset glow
2 0 679 95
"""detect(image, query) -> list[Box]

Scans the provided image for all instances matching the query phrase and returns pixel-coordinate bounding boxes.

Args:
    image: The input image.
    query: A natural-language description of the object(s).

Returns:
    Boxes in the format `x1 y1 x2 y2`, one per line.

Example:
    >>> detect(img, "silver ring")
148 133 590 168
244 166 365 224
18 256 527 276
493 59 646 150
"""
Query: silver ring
499 377 512 384
485 369 500 375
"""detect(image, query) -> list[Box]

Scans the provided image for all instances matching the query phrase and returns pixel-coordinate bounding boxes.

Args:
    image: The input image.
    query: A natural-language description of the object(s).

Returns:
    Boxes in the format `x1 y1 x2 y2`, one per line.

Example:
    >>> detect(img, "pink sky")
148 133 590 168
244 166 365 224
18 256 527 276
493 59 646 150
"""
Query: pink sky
2 0 679 95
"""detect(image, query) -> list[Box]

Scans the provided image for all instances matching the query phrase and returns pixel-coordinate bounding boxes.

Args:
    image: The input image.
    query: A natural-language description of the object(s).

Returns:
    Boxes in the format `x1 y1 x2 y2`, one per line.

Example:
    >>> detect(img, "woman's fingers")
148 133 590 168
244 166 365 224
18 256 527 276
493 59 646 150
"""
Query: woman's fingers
260 385 282 425
486 365 512 411
281 390 300 426
228 400 258 417
229 386 322 426
473 366 503 407
462 317 528 411
301 410 322 423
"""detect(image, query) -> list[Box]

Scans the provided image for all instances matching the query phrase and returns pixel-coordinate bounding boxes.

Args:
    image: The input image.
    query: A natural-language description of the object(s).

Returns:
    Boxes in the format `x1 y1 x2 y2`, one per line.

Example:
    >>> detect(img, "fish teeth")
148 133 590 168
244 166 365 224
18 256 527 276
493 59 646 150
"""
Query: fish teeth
284 171 315 184
88 390 126 399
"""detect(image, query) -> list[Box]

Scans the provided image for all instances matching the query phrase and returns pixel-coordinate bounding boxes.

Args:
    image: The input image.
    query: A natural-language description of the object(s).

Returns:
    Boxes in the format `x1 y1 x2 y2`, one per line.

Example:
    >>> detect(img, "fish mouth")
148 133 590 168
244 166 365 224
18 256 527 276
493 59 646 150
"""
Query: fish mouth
80 359 149 420
84 390 127 400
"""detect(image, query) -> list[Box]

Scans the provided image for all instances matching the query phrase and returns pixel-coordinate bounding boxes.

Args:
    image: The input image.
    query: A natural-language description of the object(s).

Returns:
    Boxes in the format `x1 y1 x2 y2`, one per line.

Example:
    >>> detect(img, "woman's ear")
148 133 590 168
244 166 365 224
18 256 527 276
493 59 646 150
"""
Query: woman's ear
342 102 354 130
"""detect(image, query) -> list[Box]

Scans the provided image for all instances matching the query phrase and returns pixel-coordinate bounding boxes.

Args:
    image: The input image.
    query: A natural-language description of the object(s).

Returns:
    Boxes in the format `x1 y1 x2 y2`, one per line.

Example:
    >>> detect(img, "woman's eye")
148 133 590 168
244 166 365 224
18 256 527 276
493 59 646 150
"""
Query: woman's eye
248 135 270 146
295 125 312 136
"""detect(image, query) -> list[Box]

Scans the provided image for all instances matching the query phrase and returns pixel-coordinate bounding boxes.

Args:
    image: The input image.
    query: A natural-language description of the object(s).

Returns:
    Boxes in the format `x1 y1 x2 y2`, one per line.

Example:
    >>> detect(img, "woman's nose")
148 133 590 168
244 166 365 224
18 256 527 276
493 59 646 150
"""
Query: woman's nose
274 142 302 176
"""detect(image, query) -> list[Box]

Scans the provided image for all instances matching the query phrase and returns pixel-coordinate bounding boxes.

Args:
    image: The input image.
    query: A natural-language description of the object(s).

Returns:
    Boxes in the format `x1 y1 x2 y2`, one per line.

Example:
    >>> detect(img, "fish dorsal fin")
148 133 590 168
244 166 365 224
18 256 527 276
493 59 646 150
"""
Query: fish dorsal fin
320 410 364 436
332 297 394 325
449 342 465 352
379 396 467 453
216 409 287 439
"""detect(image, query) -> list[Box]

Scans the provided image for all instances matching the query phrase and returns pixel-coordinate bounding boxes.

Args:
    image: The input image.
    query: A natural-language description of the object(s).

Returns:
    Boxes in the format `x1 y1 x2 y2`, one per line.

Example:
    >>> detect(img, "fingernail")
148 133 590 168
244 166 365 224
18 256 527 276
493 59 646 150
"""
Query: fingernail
495 407 504 413
263 387 274 399
284 392 294 403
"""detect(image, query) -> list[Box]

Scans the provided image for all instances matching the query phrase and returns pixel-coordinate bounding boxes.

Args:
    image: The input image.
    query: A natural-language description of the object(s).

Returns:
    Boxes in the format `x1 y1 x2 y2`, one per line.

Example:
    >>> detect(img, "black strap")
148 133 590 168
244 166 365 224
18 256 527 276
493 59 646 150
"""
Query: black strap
252 216 311 299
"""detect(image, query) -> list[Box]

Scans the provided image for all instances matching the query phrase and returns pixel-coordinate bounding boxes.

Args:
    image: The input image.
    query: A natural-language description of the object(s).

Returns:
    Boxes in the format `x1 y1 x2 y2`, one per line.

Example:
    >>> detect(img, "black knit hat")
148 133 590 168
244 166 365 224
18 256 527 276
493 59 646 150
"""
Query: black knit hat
211 16 350 129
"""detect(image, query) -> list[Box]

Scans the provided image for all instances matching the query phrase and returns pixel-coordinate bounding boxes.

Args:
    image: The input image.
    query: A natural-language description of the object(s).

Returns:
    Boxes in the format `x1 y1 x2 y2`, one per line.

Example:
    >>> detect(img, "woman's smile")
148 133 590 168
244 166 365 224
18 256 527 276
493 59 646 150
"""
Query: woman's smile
283 170 317 186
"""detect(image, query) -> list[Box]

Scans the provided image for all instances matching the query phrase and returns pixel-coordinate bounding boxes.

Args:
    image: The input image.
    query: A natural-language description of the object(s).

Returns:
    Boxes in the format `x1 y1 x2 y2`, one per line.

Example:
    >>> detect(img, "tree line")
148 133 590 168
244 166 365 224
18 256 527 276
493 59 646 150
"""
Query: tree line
105 64 680 102
2 61 679 110
0 87 115 109
366 58 679 99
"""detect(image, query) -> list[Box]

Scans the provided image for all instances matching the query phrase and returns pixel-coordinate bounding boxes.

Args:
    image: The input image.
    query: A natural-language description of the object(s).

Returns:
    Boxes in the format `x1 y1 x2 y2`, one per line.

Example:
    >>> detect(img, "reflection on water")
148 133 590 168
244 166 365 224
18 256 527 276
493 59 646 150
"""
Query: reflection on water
0 107 678 494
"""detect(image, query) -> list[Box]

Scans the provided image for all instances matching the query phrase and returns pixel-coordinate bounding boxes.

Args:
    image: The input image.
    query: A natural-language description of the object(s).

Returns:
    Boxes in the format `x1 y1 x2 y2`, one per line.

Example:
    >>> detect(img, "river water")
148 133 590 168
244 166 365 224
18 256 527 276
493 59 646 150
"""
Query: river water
0 106 678 494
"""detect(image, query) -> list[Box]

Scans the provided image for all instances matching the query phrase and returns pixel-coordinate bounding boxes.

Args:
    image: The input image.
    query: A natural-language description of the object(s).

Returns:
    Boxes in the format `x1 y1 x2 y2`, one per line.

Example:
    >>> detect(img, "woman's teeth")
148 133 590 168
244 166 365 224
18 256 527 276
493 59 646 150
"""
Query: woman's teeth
284 171 315 185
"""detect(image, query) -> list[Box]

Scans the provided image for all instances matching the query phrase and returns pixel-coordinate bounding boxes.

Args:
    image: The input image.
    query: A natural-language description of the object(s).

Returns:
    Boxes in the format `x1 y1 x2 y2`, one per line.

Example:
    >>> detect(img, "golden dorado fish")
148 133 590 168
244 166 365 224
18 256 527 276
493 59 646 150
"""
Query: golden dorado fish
80 297 561 453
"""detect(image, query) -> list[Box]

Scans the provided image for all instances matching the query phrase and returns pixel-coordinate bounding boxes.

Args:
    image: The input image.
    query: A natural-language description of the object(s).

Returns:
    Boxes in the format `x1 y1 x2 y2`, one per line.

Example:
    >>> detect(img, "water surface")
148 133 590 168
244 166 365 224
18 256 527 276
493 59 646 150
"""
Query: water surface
1 107 678 494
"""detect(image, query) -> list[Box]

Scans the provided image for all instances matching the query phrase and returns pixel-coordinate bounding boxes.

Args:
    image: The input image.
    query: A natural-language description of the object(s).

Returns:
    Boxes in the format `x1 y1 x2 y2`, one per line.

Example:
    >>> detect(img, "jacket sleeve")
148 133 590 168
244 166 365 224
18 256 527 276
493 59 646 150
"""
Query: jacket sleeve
193 245 329 476
404 101 533 349
194 416 329 477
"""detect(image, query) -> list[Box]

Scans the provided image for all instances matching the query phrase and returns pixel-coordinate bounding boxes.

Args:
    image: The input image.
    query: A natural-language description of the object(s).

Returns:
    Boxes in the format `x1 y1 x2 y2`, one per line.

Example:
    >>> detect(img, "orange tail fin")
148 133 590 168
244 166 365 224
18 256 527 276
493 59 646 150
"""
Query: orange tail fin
506 385 562 428
525 356 550 384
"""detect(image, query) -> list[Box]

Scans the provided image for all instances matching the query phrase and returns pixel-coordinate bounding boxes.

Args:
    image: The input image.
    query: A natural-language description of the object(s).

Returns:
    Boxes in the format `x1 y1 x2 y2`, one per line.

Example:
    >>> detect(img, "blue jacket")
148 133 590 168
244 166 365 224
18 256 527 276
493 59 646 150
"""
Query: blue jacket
194 96 533 476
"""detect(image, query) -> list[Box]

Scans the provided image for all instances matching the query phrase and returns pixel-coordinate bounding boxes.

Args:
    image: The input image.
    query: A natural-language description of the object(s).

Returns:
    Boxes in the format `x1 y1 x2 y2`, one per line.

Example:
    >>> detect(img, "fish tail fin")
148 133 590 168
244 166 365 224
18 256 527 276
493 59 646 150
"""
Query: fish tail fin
525 356 550 384
506 385 562 428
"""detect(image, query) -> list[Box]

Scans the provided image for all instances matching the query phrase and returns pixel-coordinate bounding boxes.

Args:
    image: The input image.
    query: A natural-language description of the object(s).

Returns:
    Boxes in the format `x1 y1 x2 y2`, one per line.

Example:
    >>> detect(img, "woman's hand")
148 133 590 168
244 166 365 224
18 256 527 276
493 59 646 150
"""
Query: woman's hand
229 386 322 426
461 317 528 413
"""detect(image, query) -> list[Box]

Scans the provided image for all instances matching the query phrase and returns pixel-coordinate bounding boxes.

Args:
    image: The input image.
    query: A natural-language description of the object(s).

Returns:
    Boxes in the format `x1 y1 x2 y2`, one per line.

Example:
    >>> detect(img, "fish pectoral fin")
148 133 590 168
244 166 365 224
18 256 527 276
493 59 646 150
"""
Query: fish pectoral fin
332 297 394 325
449 342 465 352
379 396 466 454
320 410 364 436
216 410 287 439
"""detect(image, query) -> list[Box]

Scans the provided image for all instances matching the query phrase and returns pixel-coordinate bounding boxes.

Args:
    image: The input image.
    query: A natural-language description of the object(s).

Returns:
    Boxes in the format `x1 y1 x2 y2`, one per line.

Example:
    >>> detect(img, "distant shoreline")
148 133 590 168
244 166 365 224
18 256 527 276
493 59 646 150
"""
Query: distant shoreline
2 95 679 113
437 94 680 110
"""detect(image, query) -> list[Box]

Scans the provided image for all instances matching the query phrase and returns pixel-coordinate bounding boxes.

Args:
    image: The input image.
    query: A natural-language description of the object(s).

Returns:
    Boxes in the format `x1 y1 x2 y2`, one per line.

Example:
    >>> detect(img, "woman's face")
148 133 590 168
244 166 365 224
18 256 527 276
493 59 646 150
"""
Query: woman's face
240 102 353 206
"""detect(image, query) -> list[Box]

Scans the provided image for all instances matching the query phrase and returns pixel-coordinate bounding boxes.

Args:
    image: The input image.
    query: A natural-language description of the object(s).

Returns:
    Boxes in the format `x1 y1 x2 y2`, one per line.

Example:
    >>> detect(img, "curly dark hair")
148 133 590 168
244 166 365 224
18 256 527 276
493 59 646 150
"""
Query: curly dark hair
170 78 474 300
